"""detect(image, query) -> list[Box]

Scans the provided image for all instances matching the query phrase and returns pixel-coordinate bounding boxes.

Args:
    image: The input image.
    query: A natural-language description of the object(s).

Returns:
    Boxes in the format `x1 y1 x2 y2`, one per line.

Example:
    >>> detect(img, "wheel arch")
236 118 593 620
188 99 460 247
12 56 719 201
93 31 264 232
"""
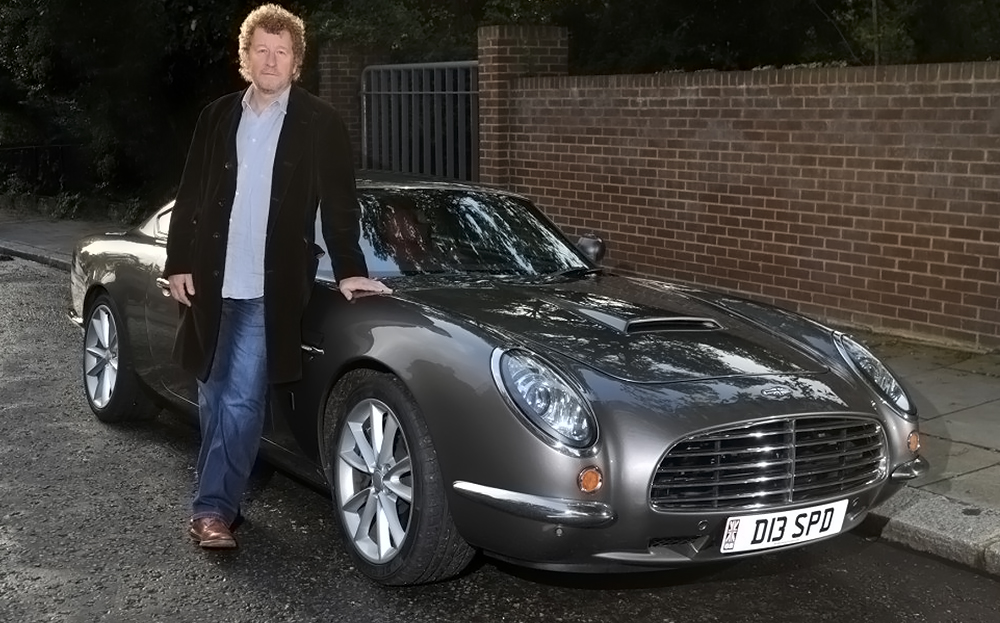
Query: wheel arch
83 282 133 329
82 284 110 318
316 357 398 468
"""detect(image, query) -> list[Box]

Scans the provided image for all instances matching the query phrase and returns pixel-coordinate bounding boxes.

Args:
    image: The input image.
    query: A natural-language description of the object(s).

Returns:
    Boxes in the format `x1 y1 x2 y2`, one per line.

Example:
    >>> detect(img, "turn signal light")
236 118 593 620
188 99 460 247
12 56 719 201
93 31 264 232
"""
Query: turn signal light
907 431 921 454
578 466 603 493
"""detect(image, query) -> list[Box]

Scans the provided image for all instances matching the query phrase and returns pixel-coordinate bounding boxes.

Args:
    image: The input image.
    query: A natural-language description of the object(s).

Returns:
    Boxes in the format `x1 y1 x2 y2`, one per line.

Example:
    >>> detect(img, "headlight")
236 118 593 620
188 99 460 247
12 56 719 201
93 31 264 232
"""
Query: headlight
493 349 598 451
836 334 914 417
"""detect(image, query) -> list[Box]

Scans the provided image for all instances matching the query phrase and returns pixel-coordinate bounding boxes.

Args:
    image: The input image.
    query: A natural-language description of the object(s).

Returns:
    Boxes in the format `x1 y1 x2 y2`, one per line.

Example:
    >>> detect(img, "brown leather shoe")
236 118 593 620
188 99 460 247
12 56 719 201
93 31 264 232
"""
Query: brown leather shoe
189 517 237 549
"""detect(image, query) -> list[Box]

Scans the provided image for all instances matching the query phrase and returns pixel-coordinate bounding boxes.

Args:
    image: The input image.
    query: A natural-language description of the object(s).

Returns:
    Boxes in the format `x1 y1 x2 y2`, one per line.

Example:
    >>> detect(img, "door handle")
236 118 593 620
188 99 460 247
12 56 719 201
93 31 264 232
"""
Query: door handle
155 277 171 296
301 330 324 356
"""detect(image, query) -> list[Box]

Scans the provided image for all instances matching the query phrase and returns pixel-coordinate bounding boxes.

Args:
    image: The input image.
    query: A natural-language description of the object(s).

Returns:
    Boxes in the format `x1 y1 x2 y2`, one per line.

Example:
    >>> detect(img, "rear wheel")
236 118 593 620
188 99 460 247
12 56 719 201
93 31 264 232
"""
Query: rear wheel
322 369 474 585
82 292 159 423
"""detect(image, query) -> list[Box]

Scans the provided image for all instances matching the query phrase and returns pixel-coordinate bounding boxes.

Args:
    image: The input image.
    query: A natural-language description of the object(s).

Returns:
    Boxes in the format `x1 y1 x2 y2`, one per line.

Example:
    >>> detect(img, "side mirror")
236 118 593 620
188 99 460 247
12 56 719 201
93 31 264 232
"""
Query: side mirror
576 233 606 264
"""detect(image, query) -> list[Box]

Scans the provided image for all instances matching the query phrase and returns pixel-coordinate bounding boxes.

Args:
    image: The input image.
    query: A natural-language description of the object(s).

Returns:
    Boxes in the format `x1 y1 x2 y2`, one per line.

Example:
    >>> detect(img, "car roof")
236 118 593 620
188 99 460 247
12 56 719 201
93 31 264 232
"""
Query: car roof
355 170 528 201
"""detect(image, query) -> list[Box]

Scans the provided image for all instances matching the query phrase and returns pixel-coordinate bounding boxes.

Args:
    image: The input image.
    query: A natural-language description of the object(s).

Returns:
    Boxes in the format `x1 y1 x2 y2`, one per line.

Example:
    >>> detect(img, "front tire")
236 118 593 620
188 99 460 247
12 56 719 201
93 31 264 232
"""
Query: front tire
322 369 474 585
82 292 159 423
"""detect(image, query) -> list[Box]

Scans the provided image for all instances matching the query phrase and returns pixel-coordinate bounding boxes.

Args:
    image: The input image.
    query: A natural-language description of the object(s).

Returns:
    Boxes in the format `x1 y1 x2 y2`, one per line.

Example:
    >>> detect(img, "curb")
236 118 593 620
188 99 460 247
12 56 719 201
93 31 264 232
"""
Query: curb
868 487 1000 576
0 242 71 272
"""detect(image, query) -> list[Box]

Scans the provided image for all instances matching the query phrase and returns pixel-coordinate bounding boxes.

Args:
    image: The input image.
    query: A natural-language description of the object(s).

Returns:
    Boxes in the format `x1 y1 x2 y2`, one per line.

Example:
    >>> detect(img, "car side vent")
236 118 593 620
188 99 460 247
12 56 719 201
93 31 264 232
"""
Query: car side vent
625 317 722 333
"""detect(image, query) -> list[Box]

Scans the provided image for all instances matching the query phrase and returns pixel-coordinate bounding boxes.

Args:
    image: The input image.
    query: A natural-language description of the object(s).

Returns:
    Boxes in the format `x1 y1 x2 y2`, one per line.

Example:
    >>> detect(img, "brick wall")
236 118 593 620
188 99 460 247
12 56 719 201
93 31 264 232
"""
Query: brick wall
318 45 389 168
478 26 569 187
478 27 1000 352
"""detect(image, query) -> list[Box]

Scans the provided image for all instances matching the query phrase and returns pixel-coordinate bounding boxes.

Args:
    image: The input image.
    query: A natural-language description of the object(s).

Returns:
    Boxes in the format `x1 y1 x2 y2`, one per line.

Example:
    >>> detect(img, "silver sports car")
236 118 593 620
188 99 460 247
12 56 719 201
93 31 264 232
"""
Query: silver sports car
69 175 928 585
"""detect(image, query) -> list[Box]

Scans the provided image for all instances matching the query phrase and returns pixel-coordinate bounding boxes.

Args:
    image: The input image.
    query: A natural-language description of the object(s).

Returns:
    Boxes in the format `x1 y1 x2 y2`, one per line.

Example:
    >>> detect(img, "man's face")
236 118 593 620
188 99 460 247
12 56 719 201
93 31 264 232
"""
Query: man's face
243 27 297 95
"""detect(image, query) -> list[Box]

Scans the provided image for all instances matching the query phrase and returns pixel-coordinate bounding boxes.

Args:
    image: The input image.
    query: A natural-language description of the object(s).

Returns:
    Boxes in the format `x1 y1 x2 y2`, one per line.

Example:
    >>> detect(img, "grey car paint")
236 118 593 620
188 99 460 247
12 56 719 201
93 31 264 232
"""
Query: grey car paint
69 178 927 577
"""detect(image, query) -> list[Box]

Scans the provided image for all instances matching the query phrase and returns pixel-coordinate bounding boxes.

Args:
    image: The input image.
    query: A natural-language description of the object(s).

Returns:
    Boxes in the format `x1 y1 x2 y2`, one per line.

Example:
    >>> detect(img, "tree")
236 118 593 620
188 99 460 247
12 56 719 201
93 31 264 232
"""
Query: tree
0 0 268 199
907 0 1000 62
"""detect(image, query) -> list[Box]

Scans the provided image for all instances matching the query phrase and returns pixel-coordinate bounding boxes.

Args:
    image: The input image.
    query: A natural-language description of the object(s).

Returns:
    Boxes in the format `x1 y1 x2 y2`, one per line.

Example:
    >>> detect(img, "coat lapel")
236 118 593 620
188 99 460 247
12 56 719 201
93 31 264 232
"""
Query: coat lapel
214 93 243 207
267 86 313 235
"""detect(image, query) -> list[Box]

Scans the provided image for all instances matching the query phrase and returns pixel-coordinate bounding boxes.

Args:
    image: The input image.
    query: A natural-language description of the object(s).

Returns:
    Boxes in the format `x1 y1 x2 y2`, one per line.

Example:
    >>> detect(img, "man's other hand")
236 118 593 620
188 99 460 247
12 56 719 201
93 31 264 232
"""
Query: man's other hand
338 276 393 301
168 273 196 307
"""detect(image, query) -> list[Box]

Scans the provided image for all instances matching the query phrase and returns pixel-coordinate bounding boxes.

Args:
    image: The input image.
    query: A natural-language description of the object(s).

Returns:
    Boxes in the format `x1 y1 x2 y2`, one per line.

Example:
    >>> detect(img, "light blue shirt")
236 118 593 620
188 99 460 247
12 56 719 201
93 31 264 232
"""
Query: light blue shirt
222 85 290 299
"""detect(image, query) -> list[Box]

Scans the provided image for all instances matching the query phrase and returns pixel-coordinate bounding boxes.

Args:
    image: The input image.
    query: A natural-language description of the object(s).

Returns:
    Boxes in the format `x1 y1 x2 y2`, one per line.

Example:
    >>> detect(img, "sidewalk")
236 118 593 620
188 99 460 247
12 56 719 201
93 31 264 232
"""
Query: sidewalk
2 205 999 576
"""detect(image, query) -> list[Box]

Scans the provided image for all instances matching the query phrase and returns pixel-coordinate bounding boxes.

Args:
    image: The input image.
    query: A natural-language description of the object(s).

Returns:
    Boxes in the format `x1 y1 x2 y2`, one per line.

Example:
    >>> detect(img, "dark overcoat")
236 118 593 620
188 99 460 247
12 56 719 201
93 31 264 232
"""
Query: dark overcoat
163 85 368 385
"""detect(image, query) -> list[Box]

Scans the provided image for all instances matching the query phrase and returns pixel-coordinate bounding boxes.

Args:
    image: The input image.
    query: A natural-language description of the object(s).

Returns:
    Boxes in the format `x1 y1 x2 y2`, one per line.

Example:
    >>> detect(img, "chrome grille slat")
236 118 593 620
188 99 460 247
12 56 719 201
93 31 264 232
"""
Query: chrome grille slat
792 477 866 494
793 470 882 492
793 431 881 447
794 460 882 480
683 491 781 510
792 446 881 462
656 459 793 475
650 416 887 511
795 420 869 431
663 445 790 459
658 472 792 489
687 430 790 443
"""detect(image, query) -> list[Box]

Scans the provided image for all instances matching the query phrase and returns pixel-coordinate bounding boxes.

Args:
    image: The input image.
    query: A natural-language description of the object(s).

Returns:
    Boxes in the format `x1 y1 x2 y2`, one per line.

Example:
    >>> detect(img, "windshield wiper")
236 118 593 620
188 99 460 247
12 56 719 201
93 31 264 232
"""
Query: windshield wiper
541 266 603 281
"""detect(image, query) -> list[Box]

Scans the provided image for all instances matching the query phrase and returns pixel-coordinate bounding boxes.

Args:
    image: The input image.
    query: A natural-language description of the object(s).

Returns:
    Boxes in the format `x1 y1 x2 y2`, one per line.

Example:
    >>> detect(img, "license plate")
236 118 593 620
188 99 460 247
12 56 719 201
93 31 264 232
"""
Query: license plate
720 499 849 553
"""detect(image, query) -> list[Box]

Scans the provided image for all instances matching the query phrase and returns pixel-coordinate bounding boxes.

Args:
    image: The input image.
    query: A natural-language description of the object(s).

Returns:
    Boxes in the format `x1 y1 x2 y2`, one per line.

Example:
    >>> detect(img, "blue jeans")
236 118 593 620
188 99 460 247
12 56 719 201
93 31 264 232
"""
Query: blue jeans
192 297 268 525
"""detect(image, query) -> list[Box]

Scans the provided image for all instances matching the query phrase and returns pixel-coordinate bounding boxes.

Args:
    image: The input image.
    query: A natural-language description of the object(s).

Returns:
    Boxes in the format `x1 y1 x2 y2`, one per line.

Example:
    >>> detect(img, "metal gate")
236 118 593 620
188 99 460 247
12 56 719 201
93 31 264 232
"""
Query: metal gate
361 61 478 181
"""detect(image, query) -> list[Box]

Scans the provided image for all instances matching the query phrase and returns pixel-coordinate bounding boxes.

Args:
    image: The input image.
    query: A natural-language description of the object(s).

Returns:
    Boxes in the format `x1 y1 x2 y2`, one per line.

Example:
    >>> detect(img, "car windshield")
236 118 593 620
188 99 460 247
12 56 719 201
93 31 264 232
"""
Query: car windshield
315 188 591 280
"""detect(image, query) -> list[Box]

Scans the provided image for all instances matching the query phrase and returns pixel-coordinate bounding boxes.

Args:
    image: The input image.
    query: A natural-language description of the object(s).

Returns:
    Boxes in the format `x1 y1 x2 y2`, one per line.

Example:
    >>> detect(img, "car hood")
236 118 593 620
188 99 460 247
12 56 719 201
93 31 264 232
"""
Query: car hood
398 275 829 384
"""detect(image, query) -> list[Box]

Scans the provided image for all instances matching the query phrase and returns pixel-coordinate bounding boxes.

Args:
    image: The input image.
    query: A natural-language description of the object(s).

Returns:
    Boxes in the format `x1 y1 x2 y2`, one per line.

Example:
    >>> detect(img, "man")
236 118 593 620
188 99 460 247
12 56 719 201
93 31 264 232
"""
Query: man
163 3 390 549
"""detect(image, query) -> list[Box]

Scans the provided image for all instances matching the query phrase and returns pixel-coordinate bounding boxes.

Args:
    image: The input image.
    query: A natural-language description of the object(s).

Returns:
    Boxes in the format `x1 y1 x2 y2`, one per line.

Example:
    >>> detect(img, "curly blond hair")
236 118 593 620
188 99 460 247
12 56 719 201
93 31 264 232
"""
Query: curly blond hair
238 4 306 82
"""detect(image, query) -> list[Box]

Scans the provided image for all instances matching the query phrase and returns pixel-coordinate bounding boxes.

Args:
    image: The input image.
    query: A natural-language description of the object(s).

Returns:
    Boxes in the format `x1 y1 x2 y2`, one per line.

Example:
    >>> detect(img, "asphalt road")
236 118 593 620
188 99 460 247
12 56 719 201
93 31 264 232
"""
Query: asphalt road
1 256 999 623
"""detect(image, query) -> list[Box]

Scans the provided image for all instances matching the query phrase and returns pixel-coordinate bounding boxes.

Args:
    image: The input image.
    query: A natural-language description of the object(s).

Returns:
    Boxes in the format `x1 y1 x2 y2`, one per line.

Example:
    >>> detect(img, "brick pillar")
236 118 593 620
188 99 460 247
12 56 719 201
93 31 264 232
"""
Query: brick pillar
318 43 389 169
477 25 568 186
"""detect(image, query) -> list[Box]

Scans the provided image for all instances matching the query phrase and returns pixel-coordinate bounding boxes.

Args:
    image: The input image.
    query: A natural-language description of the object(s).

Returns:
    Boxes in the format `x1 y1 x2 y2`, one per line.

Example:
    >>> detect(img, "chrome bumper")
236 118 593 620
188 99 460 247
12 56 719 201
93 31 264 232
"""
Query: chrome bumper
452 481 616 527
891 456 930 480
67 307 83 329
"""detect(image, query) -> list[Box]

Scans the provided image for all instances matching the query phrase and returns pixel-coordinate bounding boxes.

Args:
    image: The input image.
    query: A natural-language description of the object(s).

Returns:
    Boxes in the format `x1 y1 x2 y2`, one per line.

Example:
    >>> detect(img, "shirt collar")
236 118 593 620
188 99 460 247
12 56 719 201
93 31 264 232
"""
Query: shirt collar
241 84 291 115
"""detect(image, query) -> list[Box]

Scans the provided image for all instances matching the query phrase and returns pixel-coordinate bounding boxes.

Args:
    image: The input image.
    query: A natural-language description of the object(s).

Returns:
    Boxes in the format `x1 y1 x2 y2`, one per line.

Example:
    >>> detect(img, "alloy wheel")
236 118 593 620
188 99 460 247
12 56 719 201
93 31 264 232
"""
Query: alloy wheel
335 397 414 564
84 304 119 409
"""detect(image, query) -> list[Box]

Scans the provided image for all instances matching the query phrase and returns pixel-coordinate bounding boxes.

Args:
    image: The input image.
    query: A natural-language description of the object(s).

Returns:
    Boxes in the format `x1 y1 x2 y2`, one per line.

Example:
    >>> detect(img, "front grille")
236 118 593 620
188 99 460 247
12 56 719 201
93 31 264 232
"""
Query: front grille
650 416 886 511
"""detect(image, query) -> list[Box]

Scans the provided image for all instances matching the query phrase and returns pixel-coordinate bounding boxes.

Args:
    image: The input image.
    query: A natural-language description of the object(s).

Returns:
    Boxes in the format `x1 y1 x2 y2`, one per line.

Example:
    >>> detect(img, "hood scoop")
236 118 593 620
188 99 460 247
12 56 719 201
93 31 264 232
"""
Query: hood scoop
573 308 723 335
